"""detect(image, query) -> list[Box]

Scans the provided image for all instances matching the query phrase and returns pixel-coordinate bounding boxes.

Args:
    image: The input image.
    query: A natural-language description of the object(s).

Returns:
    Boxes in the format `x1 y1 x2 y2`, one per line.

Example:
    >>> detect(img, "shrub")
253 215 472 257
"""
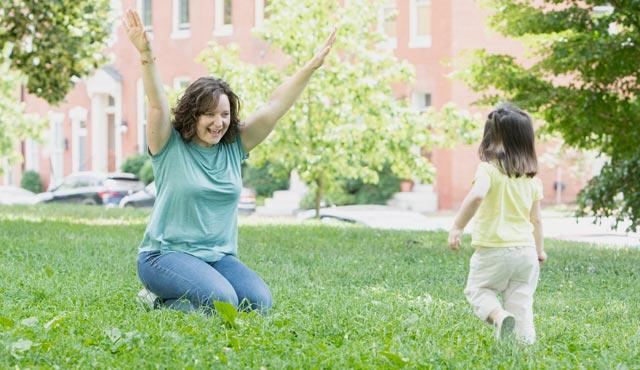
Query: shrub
300 164 401 209
139 160 154 185
242 162 289 197
121 154 149 177
20 170 43 193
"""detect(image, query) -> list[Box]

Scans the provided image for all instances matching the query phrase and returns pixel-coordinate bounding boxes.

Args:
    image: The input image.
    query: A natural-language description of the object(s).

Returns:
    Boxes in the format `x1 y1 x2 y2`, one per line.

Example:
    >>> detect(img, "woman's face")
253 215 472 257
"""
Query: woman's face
193 93 231 147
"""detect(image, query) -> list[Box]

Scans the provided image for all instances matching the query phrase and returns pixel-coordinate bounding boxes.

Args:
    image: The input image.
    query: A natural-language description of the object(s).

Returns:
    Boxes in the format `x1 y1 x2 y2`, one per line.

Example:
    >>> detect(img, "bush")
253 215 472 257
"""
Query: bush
243 162 289 197
121 154 149 177
139 160 154 185
300 164 401 209
20 170 43 193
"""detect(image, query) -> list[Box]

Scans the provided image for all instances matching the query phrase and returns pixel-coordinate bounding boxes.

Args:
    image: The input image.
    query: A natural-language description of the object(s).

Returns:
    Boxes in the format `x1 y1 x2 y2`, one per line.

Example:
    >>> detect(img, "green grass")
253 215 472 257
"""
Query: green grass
1 204 639 368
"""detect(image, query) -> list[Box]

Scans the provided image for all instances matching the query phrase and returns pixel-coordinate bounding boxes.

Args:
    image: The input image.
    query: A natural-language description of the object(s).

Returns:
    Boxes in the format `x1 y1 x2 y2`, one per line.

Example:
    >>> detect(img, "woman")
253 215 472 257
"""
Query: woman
123 9 336 313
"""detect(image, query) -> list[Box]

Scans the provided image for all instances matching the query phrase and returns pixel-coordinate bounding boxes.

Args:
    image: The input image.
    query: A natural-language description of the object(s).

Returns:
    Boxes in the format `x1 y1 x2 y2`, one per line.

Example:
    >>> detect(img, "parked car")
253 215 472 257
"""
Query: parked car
297 205 431 230
119 182 156 208
119 181 257 214
0 186 38 205
38 172 144 207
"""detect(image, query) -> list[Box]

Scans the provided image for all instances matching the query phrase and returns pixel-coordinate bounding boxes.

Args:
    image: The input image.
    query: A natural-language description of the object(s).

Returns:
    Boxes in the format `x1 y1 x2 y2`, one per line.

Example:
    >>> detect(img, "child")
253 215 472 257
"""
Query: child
448 104 547 344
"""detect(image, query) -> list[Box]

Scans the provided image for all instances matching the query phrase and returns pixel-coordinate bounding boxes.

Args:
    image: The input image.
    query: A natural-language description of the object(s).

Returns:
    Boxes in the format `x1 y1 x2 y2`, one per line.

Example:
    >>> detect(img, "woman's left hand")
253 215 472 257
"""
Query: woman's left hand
307 28 337 70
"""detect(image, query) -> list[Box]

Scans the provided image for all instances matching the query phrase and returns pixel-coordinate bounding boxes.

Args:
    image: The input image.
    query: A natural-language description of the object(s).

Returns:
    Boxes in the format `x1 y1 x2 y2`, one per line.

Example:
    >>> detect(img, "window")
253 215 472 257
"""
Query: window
24 139 40 172
378 2 397 49
413 92 432 112
410 0 431 48
69 106 88 172
254 0 270 28
172 0 190 39
214 0 233 36
179 0 189 28
141 0 153 29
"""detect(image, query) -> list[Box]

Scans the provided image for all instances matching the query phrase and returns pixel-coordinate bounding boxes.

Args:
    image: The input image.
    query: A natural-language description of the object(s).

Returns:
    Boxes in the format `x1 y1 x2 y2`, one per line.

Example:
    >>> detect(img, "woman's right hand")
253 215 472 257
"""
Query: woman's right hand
123 9 151 54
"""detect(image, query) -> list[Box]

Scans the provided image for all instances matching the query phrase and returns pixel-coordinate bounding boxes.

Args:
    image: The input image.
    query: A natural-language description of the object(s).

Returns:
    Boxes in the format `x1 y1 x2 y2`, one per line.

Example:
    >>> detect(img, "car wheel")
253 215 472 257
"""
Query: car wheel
82 198 98 206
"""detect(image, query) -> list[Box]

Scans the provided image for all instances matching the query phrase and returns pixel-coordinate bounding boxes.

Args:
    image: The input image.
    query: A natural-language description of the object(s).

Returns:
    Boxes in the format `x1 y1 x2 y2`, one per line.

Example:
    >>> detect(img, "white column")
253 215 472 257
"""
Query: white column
91 94 108 172
69 106 88 172
48 111 65 186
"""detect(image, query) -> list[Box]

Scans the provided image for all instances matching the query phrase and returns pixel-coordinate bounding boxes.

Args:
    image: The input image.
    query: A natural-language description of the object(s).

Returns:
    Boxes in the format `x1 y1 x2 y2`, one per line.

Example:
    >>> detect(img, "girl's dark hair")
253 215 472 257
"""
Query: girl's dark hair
478 103 538 178
172 77 241 144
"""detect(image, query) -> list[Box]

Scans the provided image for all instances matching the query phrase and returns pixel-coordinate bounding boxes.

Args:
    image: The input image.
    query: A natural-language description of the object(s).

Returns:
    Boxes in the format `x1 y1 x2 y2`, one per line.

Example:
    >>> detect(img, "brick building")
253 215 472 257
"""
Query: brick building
3 0 593 210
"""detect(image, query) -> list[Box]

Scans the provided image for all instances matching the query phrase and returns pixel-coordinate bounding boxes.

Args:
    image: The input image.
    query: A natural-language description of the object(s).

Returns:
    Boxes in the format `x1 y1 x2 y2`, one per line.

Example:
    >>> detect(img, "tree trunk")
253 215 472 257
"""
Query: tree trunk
314 177 323 219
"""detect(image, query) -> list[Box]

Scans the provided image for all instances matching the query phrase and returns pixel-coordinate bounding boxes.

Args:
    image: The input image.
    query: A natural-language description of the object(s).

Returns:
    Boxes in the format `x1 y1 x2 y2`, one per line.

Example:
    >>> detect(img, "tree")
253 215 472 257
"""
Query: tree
0 48 46 173
459 0 640 231
0 0 112 104
199 0 474 216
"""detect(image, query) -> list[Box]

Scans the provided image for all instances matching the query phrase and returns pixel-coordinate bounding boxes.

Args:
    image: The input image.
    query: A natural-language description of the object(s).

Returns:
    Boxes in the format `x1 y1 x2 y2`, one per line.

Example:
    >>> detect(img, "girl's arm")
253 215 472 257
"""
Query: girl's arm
240 29 337 152
123 9 171 155
530 200 547 264
448 171 490 250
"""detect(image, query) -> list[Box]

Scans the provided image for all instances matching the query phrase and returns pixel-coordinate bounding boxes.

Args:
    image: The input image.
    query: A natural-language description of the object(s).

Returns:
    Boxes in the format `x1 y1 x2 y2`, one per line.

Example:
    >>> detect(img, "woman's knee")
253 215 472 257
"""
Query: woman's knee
242 286 273 313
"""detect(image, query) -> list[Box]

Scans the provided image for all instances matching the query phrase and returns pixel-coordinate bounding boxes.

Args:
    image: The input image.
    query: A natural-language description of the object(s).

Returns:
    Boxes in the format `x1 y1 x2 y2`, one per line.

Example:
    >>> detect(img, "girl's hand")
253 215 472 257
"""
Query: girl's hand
123 9 151 54
307 28 337 70
448 227 463 251
537 250 548 265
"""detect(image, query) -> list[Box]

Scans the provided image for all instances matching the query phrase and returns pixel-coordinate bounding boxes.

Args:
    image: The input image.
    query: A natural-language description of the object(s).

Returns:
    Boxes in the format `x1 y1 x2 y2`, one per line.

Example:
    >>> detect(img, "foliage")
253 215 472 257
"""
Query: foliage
458 0 640 230
0 204 639 368
138 160 154 185
242 162 289 197
198 0 456 216
300 163 402 208
0 0 112 104
20 170 42 193
120 154 149 178
0 49 46 172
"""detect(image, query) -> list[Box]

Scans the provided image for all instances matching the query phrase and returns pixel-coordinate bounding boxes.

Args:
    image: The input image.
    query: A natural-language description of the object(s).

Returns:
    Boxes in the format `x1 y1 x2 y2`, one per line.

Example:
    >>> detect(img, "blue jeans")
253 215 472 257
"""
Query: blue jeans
137 251 272 314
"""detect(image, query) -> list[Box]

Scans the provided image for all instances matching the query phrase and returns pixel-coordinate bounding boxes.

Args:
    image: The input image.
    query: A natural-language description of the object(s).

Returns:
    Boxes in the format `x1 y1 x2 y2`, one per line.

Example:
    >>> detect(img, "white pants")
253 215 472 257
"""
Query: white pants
464 246 540 343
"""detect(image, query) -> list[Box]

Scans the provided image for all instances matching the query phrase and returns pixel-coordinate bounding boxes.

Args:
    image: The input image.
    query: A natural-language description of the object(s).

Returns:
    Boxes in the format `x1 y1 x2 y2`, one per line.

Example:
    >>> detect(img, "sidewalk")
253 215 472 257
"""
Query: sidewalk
242 208 640 248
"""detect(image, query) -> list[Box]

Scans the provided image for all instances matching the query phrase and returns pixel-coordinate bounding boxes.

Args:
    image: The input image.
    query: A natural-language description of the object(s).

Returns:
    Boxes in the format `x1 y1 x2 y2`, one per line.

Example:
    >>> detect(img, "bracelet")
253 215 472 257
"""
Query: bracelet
140 57 156 65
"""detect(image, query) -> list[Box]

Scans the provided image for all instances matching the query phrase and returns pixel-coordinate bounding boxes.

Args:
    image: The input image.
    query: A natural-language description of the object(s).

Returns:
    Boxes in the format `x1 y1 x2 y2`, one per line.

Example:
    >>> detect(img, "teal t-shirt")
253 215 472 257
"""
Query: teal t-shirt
138 128 248 262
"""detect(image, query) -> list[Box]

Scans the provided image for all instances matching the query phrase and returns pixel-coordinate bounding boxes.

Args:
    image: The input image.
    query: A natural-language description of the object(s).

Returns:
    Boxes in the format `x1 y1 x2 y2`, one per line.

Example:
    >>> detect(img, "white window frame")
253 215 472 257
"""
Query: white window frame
137 0 154 33
377 3 397 50
69 106 88 172
409 0 432 48
254 0 266 29
48 111 65 187
137 79 148 154
412 92 432 113
24 138 40 172
171 0 191 39
214 0 233 36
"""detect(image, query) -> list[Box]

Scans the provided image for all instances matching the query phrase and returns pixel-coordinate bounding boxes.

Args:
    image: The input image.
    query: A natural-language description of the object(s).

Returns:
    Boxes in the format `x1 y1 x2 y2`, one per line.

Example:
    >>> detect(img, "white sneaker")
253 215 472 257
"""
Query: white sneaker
494 311 516 340
137 288 161 310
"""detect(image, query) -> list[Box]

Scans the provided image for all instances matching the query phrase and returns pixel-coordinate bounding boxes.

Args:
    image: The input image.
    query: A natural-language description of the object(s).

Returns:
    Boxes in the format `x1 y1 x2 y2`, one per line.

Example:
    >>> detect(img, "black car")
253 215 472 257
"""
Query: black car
38 172 144 207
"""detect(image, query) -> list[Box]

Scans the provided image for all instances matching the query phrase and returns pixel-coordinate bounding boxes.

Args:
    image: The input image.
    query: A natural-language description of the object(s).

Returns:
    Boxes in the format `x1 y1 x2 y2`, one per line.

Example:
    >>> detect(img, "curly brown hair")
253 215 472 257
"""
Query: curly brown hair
172 77 241 144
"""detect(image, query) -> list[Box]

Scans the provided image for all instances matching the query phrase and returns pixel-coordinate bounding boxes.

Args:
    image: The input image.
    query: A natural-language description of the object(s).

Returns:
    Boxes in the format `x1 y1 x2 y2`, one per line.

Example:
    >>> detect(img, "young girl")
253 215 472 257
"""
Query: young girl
448 104 547 344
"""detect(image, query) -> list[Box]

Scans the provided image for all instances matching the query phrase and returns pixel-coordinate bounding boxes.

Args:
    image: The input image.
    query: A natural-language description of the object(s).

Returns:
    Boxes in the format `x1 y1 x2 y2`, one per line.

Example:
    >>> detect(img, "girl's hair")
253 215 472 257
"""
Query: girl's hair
172 77 241 144
478 103 538 178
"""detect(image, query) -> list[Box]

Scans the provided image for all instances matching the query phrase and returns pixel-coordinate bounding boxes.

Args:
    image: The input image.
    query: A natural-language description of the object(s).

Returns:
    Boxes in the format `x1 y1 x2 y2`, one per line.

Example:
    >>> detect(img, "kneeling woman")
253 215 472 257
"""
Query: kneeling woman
123 9 336 313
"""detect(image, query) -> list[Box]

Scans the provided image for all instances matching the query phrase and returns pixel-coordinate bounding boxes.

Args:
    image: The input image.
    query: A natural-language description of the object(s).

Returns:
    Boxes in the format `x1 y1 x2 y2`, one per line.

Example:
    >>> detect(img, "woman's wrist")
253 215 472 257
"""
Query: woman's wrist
140 49 156 65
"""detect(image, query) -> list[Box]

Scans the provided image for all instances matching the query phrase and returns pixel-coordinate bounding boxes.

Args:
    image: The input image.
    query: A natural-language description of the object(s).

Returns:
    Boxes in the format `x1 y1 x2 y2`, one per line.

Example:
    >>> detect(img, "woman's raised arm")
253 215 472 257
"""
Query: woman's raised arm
240 29 337 152
123 9 171 155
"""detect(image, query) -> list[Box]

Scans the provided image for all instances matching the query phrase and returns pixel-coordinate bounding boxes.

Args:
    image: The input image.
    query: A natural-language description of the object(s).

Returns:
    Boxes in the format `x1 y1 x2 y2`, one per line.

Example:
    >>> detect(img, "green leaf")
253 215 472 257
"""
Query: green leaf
380 350 409 367
213 301 238 328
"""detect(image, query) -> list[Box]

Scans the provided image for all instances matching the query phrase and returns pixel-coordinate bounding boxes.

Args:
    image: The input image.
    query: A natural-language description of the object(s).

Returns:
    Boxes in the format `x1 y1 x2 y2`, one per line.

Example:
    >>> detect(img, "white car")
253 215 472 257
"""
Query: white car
297 205 432 230
0 186 39 205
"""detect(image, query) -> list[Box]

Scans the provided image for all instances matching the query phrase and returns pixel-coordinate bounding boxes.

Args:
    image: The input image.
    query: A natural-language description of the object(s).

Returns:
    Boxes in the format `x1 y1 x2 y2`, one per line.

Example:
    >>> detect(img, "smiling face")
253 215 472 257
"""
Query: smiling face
192 94 231 148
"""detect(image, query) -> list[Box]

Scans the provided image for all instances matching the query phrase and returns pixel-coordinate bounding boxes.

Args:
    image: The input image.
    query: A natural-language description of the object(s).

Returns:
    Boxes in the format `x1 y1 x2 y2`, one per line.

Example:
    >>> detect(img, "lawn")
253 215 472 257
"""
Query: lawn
1 204 639 368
